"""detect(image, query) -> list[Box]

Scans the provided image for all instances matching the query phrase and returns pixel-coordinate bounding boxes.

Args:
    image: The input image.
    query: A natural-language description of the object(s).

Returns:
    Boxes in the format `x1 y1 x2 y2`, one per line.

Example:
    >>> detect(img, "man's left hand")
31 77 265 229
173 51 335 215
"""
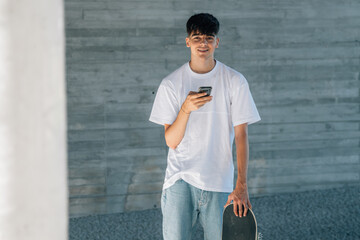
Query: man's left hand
224 184 252 217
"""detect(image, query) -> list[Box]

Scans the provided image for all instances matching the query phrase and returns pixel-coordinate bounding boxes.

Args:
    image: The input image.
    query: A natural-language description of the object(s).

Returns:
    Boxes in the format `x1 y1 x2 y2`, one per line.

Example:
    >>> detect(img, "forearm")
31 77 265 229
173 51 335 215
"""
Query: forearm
164 108 190 149
165 91 211 149
226 124 252 215
235 133 249 189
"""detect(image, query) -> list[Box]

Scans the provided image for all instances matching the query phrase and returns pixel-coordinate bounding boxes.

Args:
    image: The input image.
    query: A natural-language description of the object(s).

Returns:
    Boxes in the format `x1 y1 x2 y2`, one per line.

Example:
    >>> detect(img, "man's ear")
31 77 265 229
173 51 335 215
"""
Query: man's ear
215 37 220 48
185 37 190 48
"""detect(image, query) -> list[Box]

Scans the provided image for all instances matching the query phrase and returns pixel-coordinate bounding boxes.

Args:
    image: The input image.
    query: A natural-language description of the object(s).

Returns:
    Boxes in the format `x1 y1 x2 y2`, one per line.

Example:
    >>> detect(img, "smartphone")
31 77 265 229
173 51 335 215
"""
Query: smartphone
198 86 212 97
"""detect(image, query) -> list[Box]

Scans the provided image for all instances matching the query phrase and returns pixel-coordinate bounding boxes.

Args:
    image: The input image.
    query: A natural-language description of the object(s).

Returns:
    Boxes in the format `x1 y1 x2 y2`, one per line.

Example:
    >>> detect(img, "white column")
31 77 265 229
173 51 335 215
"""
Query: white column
0 0 67 239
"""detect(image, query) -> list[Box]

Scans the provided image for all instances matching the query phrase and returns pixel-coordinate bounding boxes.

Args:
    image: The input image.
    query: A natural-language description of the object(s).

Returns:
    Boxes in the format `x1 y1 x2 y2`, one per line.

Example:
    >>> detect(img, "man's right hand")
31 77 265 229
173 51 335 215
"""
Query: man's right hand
181 91 213 114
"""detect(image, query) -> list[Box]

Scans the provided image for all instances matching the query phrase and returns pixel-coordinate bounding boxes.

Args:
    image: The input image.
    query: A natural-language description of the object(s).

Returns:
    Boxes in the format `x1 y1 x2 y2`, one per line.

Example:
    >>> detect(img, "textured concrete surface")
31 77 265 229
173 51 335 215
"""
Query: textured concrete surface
69 185 359 240
65 0 360 216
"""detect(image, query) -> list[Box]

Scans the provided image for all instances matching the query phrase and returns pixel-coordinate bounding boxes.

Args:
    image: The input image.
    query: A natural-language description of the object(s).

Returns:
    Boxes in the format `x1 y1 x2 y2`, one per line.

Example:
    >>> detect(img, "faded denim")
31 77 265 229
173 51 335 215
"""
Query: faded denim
161 179 230 240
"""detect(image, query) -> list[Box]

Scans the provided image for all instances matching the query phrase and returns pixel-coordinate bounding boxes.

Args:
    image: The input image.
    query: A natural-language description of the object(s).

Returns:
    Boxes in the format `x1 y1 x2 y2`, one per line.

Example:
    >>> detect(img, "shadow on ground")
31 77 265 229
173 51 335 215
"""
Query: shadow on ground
70 185 359 240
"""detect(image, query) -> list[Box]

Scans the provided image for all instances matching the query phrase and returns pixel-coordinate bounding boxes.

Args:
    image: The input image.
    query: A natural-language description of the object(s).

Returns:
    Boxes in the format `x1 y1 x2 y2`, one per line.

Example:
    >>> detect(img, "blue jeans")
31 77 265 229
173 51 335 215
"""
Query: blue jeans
161 179 230 240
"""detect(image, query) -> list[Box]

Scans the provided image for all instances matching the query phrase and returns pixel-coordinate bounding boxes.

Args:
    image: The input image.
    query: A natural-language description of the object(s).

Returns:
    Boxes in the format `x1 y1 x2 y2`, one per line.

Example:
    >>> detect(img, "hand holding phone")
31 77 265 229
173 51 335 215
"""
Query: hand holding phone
198 86 212 97
181 87 213 114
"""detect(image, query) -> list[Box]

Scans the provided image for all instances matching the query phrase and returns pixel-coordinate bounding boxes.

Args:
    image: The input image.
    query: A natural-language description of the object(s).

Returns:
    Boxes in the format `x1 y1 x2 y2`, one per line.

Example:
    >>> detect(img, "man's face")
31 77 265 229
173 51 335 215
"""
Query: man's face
185 31 219 59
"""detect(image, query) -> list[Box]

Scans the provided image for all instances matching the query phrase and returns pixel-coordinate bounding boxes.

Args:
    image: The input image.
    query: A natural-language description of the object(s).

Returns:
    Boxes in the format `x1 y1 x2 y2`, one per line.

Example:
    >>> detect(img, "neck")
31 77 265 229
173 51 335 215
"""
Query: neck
189 57 216 74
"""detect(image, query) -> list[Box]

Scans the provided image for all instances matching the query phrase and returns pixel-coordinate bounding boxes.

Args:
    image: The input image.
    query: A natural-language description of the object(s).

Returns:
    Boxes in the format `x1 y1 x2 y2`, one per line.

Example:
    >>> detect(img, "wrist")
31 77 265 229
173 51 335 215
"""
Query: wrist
180 106 190 115
235 181 248 189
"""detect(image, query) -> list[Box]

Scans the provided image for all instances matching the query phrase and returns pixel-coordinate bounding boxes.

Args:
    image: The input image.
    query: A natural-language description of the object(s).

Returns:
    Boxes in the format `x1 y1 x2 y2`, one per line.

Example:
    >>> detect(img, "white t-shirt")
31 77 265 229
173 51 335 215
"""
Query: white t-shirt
149 59 261 192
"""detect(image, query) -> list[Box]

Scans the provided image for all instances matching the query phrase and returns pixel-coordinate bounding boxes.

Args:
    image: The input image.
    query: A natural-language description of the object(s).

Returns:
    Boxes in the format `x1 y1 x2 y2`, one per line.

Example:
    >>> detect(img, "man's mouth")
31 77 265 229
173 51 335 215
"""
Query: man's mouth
198 49 209 52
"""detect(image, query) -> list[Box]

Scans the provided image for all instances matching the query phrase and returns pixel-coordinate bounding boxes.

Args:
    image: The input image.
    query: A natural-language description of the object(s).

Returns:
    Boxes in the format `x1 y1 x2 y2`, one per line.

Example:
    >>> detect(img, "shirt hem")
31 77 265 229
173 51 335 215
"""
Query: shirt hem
233 116 261 127
149 116 173 126
181 176 233 193
162 174 233 193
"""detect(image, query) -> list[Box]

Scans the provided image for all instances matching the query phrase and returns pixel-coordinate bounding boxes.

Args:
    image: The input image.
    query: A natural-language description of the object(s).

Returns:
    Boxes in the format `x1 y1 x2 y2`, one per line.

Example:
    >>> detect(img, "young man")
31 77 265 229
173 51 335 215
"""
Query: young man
149 13 261 240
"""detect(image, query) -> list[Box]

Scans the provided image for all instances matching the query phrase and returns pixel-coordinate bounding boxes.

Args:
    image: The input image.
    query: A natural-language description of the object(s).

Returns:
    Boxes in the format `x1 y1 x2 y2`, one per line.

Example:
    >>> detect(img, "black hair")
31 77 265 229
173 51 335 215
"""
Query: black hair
186 13 220 37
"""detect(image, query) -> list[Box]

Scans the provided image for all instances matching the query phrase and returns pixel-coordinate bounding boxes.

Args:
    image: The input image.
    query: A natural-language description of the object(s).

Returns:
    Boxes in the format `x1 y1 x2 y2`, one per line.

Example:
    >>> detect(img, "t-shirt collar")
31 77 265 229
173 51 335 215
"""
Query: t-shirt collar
186 59 219 79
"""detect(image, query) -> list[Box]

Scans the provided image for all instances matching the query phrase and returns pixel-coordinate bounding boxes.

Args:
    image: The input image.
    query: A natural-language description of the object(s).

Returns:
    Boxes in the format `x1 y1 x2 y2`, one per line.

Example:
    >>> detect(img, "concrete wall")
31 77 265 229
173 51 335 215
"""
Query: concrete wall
65 0 360 217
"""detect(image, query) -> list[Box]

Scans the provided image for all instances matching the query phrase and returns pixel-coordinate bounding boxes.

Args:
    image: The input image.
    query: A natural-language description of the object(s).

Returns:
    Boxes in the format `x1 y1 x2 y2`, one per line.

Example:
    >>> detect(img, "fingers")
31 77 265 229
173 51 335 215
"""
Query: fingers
243 203 248 217
196 95 212 101
187 91 201 97
183 92 212 113
234 202 250 218
238 203 244 217
224 197 231 209
188 91 208 99
233 202 239 217
227 189 251 218
190 95 212 110
194 96 212 105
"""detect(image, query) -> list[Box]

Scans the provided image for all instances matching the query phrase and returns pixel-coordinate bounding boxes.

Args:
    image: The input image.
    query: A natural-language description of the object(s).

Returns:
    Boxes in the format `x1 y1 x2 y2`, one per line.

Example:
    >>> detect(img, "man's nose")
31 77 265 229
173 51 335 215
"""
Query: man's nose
200 38 208 45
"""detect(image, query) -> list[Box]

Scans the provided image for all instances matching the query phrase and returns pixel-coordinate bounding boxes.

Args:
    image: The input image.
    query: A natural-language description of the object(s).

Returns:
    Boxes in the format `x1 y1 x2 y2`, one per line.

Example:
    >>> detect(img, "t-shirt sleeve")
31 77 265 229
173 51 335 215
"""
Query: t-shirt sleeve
230 74 261 126
149 80 179 126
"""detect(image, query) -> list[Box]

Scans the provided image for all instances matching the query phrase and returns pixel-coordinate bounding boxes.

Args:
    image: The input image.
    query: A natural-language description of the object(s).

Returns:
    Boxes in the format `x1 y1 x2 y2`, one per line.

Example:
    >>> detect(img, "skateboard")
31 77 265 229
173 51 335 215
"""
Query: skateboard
222 203 258 240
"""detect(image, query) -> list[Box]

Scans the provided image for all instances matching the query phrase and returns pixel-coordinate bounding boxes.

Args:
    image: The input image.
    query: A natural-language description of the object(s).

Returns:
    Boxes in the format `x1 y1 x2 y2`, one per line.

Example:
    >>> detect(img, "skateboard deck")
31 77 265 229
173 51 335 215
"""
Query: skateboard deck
222 203 258 240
